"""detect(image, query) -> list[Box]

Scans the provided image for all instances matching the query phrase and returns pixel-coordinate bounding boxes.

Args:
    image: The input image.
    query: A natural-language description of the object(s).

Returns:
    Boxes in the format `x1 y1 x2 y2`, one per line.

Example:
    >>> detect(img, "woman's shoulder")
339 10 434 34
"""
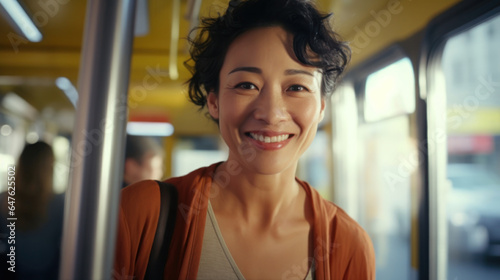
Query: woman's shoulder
120 180 161 214
298 179 372 246
121 180 160 203
165 163 219 187
120 163 218 212
296 179 339 219
299 180 375 277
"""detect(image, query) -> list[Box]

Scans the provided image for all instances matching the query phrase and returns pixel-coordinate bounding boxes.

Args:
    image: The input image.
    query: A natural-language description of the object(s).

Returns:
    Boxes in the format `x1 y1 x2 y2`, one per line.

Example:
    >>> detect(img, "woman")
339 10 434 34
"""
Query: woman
0 141 65 280
115 0 375 279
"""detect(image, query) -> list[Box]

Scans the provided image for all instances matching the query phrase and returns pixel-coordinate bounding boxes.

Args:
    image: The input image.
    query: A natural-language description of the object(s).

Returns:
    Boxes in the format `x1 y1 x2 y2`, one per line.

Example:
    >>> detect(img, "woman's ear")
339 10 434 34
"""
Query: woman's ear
207 92 219 120
319 98 326 121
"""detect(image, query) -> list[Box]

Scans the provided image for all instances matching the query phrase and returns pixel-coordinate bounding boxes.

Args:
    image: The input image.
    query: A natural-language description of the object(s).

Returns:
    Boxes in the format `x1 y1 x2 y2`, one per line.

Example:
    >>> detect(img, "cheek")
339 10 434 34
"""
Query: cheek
291 98 323 127
217 96 240 144
218 94 249 124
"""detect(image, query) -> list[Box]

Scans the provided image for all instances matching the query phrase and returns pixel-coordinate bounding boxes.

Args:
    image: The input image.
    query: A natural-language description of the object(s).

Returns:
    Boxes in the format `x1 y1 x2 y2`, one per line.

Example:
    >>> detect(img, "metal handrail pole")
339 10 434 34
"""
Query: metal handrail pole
59 0 136 279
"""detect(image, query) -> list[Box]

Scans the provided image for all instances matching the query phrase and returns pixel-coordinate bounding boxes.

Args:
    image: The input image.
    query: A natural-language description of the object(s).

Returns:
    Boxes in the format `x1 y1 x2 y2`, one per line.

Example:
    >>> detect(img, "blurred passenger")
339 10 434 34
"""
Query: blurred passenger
115 0 375 279
0 141 65 280
122 135 164 188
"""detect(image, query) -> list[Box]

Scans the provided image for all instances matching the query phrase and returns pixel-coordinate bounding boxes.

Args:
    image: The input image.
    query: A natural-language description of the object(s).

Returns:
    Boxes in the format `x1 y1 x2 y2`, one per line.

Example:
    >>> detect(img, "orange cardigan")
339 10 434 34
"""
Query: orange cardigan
114 163 375 279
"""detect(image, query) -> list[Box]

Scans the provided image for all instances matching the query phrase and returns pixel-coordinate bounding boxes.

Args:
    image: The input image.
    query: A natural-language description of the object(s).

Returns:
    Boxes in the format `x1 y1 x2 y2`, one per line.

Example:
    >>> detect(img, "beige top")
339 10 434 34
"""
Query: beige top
197 202 314 280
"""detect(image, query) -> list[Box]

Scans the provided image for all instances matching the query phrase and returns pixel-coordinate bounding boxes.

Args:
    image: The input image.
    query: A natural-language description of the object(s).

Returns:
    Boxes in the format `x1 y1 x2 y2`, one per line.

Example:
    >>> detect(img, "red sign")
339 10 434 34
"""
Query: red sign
447 135 494 154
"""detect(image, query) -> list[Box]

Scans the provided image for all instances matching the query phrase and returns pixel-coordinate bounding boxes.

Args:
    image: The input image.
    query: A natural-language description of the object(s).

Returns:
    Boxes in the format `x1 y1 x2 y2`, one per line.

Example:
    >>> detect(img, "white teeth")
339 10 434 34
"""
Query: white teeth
249 133 290 143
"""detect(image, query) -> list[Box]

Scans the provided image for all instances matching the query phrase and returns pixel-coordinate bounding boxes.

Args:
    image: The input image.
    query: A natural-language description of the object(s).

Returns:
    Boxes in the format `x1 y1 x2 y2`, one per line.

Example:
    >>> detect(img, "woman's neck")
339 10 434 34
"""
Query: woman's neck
210 160 304 230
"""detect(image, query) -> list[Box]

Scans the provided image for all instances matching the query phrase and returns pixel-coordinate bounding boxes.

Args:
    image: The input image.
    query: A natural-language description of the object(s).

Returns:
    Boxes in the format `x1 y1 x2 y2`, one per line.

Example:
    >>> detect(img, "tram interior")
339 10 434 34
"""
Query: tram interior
0 0 499 279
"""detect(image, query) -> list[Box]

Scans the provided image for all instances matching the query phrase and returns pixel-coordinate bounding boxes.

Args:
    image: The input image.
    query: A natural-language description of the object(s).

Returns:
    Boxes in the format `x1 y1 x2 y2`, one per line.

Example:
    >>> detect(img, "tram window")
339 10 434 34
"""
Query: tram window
351 56 416 280
364 57 415 122
172 136 228 177
441 14 500 279
357 115 413 280
297 130 331 199
1 80 76 194
0 112 26 193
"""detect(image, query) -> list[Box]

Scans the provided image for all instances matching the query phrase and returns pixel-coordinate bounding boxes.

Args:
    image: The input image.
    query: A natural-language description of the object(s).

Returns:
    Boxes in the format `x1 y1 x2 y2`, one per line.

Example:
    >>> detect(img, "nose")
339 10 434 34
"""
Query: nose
252 85 289 124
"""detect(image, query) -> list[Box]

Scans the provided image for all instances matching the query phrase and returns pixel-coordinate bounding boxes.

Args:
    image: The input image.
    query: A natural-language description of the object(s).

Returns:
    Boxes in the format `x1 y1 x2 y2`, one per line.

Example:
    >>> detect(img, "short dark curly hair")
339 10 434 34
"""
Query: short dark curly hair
185 0 351 109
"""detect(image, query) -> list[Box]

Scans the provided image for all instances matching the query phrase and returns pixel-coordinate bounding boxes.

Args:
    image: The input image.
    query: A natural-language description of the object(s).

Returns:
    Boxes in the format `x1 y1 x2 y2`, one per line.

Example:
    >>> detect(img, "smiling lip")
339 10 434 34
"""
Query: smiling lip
245 131 294 150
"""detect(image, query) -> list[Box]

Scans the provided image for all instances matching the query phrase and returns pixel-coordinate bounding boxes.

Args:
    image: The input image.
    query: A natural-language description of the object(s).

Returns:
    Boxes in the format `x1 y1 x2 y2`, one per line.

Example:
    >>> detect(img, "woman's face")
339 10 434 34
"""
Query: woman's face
207 26 325 175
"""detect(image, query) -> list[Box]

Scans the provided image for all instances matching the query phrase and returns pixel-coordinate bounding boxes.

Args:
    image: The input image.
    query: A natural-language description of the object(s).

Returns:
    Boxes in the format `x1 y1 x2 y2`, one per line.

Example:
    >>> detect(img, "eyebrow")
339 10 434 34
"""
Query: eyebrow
284 69 315 77
228 67 261 75
228 67 315 77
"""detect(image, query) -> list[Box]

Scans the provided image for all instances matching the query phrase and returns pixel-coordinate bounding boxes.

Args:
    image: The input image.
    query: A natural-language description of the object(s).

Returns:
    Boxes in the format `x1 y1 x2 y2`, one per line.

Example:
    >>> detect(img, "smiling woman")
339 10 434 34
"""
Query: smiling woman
208 26 325 176
114 0 375 279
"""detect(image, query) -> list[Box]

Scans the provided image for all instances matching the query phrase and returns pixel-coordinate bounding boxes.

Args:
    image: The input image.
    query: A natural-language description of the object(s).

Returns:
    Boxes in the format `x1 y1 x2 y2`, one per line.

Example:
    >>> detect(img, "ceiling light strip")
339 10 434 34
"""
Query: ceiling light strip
127 121 174 136
0 0 42 42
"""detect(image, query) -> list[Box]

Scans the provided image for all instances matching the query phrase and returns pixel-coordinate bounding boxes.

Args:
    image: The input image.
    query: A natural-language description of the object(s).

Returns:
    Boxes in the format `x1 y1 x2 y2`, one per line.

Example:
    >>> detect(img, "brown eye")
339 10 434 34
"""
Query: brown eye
236 82 258 90
288 85 308 92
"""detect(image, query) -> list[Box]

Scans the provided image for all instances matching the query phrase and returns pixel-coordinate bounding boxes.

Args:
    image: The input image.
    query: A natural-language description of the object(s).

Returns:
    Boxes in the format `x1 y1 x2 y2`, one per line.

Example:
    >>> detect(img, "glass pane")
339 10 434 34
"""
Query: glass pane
441 14 500 279
357 115 413 280
298 130 332 199
364 58 415 122
172 136 228 176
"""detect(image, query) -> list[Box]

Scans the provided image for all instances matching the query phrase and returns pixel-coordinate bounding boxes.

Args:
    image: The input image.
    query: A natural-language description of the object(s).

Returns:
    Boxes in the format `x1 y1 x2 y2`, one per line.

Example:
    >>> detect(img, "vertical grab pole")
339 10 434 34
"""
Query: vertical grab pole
59 0 136 279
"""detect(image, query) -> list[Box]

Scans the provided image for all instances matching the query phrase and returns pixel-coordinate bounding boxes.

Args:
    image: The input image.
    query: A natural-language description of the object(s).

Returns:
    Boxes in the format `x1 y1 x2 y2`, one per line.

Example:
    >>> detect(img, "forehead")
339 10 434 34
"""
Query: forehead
222 26 316 73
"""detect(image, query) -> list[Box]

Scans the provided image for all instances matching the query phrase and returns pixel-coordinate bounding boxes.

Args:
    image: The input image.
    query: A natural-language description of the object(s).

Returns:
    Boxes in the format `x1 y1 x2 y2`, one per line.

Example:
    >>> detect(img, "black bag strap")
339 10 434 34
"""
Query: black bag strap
144 181 178 280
